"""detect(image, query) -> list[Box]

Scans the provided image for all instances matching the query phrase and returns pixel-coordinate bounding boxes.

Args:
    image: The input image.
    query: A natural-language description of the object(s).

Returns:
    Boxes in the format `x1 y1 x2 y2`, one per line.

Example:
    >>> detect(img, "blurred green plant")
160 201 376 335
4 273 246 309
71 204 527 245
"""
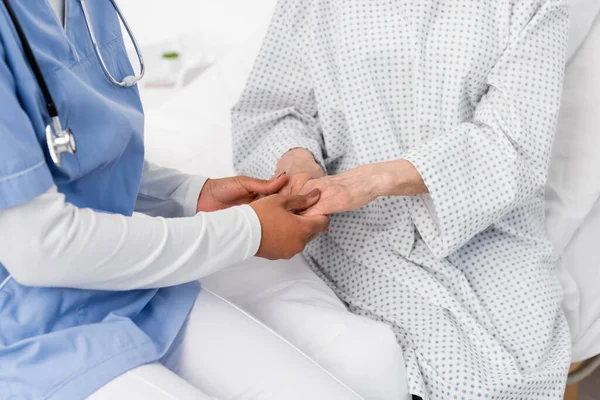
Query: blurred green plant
162 52 180 59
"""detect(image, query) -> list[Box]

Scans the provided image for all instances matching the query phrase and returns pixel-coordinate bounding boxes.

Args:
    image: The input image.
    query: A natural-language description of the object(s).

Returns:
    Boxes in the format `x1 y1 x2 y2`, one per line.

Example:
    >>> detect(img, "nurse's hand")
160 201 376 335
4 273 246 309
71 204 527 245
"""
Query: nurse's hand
196 173 289 213
250 190 330 260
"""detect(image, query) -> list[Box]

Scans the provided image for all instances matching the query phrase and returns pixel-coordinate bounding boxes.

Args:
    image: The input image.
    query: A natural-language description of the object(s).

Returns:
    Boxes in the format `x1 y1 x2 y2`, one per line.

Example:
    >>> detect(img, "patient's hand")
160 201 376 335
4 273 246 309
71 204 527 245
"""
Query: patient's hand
275 149 325 195
196 173 288 213
300 165 381 216
301 160 428 216
277 172 318 196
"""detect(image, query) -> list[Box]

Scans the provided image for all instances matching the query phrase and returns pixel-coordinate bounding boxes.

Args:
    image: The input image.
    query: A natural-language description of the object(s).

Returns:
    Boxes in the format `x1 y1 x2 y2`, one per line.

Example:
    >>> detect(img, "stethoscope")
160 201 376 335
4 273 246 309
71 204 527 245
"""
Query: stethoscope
1 0 145 167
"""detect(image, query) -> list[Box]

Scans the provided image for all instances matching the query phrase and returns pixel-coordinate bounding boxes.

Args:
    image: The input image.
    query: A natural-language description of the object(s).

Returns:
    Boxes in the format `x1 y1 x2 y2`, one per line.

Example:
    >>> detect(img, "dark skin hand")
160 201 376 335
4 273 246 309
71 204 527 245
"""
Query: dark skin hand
194 172 329 261
197 173 288 213
250 190 330 260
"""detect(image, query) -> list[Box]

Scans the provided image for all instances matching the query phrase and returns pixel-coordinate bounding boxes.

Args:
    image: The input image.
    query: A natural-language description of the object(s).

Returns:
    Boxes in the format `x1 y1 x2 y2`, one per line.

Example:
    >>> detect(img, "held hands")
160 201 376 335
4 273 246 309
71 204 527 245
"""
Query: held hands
194 150 426 261
277 151 428 217
275 149 326 196
196 147 326 213
195 170 330 261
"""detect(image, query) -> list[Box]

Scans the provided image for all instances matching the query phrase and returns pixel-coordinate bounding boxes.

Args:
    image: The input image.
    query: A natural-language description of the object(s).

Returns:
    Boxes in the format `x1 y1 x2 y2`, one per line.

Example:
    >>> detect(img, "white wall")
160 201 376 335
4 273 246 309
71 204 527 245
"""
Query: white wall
118 0 277 57
116 0 277 108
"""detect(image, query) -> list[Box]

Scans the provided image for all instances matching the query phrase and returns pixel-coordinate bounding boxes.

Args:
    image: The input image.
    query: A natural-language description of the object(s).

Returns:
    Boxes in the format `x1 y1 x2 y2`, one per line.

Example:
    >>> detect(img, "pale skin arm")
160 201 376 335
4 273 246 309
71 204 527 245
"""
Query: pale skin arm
277 149 428 216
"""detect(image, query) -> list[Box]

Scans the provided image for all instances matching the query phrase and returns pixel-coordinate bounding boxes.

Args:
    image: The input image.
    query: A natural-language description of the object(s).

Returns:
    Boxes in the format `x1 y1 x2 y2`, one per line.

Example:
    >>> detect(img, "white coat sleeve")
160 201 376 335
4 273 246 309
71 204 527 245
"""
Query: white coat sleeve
231 0 325 179
134 160 208 218
403 1 569 258
0 187 262 290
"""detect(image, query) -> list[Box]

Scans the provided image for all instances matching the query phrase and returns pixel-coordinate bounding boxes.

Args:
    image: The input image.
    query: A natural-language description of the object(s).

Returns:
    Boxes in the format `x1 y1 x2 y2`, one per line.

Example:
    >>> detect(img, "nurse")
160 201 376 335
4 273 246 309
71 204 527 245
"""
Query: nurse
0 1 361 399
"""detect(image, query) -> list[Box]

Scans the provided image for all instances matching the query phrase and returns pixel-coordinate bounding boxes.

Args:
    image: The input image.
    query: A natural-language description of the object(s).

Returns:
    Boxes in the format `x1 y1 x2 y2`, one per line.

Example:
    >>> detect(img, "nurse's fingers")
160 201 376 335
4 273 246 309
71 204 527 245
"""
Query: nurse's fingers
238 173 288 195
285 190 321 212
304 215 330 235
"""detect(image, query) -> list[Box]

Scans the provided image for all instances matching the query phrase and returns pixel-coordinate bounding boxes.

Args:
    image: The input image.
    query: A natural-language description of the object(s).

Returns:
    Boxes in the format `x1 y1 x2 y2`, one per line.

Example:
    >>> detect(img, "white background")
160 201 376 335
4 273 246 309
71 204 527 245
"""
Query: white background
113 0 278 177
117 0 277 108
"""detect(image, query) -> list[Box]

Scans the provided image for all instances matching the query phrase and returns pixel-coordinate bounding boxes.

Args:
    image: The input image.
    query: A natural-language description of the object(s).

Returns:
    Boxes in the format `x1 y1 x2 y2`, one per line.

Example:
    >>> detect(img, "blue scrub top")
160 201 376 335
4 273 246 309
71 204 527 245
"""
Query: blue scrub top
0 2 199 399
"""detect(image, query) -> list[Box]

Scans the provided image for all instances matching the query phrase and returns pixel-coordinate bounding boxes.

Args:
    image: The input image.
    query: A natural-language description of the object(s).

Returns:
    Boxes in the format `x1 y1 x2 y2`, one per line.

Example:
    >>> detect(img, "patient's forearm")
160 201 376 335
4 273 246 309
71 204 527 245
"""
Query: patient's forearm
299 159 429 217
374 159 429 197
278 149 427 198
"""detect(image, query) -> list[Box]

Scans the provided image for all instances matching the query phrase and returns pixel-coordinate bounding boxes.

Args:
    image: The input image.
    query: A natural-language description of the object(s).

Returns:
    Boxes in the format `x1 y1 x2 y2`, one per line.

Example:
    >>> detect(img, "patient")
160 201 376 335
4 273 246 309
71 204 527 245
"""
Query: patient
232 0 571 399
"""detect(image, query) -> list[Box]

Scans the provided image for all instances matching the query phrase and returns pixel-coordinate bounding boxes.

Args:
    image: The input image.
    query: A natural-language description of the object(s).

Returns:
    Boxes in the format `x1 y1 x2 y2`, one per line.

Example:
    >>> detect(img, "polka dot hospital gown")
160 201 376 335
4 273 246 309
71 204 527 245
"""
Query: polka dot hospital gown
232 0 571 398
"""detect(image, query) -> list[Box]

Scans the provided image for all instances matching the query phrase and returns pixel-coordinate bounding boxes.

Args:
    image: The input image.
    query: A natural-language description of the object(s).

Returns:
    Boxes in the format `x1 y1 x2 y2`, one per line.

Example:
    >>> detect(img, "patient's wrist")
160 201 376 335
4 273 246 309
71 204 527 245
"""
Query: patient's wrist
277 148 324 178
375 159 428 197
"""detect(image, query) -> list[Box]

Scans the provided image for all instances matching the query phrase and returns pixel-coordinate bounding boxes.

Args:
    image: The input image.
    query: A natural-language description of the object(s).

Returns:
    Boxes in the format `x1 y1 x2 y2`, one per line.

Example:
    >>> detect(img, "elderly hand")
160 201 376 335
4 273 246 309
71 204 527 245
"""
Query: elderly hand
196 173 288 213
301 160 428 216
275 149 325 195
299 164 381 216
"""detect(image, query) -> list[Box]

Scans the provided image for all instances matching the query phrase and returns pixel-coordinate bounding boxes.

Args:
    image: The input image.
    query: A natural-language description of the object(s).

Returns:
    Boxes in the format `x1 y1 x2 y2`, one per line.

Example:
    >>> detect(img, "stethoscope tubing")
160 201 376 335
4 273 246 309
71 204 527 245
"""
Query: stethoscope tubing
1 0 145 166
2 0 60 119
79 0 145 87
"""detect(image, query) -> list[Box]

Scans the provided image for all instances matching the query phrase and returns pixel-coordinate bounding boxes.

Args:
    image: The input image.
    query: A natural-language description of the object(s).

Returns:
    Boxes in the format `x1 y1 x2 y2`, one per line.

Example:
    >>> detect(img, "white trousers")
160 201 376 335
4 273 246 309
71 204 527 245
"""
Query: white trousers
202 256 410 400
88 289 362 400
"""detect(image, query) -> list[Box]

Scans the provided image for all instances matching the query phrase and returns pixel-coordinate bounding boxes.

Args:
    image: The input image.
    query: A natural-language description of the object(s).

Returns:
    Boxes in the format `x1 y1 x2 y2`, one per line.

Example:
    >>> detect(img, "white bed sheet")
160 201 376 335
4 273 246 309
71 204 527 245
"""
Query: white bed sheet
547 11 600 362
144 2 600 364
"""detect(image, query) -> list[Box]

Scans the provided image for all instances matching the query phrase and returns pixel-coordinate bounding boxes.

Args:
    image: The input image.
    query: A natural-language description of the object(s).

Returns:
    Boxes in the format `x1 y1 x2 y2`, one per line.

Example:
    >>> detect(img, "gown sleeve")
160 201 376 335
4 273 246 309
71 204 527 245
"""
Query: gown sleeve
231 0 325 179
403 0 569 258
134 160 208 218
0 40 54 211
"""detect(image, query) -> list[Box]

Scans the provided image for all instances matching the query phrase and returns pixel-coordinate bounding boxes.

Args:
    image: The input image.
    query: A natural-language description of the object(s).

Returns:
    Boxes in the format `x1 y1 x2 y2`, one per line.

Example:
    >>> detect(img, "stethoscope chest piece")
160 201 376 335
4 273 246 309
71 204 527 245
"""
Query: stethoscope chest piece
2 0 142 168
46 118 76 167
